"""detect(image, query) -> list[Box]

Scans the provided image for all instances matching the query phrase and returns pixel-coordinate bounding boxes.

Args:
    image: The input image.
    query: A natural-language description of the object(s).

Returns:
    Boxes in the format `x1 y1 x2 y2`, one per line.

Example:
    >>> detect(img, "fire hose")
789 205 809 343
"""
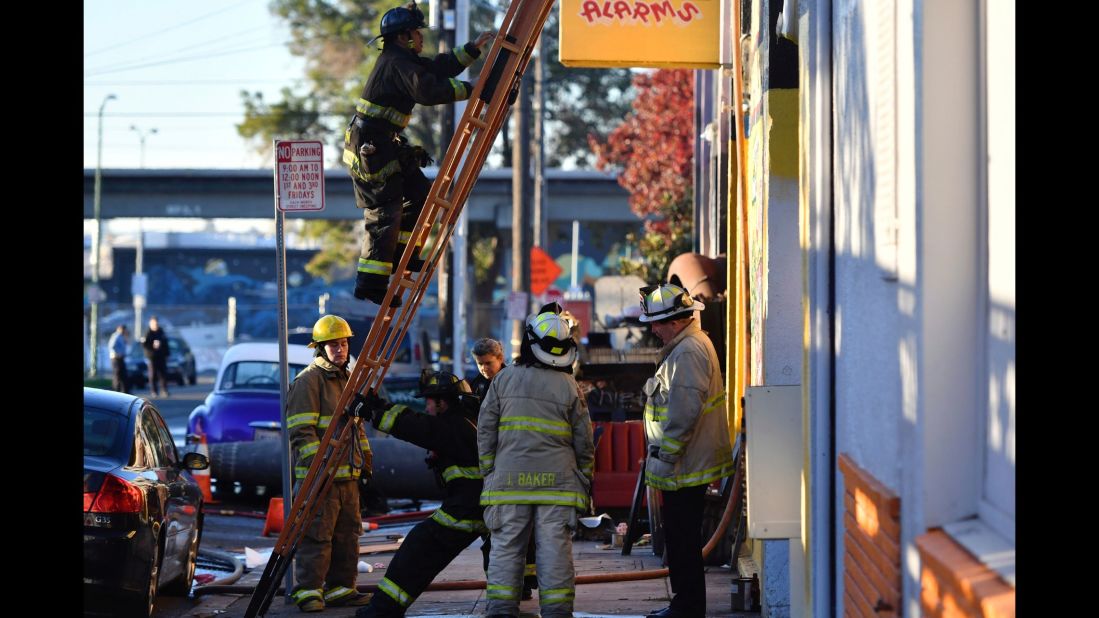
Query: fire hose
194 453 744 598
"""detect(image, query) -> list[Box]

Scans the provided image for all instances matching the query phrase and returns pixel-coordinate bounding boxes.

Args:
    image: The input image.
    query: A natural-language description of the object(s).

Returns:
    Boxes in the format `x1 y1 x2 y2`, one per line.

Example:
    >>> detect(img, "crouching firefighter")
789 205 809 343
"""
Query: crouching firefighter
287 315 374 612
343 1 494 306
355 370 486 618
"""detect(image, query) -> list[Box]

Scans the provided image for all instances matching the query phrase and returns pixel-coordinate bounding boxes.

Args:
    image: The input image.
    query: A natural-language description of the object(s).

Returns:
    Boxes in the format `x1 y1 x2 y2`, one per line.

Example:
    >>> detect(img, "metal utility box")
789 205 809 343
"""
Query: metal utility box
745 385 802 538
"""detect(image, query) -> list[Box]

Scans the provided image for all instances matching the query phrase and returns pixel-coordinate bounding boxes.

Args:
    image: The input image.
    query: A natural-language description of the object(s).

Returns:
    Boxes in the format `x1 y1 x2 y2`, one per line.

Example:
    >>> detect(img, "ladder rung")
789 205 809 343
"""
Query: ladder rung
398 278 416 289
500 41 521 53
436 198 452 210
467 117 487 129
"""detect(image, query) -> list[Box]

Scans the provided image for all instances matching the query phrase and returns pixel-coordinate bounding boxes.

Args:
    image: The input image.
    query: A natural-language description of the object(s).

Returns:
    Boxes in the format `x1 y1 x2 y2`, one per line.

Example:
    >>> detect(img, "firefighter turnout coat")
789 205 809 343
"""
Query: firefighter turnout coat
643 320 735 491
286 356 371 482
374 399 485 533
477 364 595 511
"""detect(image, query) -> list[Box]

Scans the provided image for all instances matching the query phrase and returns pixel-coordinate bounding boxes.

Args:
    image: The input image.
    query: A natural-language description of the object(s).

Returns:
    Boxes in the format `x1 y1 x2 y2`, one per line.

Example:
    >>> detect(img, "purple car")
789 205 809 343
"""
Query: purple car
186 343 314 443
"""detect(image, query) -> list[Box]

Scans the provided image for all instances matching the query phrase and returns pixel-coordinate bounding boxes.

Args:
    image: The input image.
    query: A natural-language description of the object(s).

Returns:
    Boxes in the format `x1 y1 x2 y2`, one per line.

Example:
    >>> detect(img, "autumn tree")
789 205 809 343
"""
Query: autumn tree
589 69 694 281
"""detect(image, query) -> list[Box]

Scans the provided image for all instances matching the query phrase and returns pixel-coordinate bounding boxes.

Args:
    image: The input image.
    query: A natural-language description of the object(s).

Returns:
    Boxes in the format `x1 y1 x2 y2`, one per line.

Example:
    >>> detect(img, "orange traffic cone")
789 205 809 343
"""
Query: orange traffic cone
191 430 219 504
262 497 284 537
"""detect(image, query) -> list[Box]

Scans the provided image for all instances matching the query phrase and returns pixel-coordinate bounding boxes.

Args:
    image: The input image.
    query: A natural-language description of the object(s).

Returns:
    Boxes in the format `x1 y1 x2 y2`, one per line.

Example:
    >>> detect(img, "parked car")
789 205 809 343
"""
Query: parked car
186 342 314 444
83 387 209 617
187 332 433 446
126 336 198 388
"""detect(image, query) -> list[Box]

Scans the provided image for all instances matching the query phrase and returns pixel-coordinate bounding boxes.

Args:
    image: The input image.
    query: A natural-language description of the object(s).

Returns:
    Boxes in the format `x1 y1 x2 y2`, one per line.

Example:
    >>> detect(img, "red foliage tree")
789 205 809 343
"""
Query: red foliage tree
590 69 694 279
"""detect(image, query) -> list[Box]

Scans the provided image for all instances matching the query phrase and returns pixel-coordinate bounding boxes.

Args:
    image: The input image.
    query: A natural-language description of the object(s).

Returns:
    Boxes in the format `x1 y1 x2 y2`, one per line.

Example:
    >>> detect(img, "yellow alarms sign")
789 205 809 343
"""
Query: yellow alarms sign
559 0 721 68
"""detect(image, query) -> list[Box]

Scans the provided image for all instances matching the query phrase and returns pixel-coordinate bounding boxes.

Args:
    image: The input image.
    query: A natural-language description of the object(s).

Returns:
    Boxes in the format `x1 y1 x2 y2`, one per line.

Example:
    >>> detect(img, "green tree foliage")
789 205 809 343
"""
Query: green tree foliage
589 69 694 282
240 1 635 281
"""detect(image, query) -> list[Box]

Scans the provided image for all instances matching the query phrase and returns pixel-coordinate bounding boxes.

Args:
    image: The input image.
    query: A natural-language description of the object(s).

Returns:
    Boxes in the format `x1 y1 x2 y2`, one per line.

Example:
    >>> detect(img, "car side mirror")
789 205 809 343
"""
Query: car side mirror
182 451 210 471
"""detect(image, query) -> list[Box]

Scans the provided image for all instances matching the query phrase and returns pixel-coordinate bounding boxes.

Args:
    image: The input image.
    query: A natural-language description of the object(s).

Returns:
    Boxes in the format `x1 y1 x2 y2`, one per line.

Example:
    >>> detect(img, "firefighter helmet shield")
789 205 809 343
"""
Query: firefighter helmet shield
638 283 704 323
309 315 354 348
525 303 578 367
417 369 473 398
372 2 427 42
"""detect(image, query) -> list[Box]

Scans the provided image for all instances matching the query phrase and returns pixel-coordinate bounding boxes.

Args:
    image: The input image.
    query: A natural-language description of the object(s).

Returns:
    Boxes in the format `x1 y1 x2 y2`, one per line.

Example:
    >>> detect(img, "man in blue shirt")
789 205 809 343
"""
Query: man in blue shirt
107 324 130 393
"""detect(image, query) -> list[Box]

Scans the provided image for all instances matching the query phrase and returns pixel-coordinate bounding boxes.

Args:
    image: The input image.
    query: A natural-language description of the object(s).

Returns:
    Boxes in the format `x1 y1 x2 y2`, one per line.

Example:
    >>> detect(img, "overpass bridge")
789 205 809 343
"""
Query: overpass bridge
83 168 634 226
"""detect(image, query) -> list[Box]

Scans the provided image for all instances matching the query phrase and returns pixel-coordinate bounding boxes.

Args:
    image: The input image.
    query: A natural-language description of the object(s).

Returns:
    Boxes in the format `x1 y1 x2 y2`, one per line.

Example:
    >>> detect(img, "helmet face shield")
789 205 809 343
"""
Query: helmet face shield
525 308 577 367
638 283 705 323
417 369 472 398
373 2 428 43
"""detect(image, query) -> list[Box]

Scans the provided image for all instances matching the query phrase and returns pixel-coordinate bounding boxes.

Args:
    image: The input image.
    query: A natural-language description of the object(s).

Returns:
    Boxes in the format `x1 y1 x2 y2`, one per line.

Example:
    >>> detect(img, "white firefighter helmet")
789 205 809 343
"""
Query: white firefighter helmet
638 283 704 323
525 302 578 367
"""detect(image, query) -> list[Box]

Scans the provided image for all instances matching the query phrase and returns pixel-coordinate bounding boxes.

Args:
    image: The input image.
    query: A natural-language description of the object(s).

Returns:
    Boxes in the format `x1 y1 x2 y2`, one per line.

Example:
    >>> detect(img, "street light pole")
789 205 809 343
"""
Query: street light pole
128 125 156 336
89 93 117 379
129 125 158 168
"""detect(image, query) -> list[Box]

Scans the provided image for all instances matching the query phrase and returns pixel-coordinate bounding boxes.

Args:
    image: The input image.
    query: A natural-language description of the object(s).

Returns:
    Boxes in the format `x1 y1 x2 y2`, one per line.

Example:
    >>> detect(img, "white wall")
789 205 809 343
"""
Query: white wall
832 0 905 493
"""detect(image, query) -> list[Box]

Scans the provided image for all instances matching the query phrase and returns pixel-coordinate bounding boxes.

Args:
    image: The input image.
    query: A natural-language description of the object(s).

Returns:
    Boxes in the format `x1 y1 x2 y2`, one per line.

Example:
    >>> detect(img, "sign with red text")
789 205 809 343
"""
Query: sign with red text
559 0 720 68
275 140 325 212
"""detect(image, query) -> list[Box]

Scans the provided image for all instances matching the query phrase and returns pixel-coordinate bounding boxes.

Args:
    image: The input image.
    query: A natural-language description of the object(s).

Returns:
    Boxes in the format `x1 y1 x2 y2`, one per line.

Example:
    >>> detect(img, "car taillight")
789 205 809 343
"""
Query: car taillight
88 474 144 514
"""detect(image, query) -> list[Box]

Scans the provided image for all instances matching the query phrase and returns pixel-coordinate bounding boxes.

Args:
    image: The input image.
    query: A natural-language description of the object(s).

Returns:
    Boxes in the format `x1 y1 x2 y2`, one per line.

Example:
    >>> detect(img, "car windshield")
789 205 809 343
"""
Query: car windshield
220 361 307 391
85 407 124 457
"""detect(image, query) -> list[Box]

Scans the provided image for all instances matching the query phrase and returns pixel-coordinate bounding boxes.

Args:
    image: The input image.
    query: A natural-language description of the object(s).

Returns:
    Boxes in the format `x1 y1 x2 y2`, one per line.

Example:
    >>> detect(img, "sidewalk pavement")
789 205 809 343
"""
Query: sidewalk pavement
170 532 755 618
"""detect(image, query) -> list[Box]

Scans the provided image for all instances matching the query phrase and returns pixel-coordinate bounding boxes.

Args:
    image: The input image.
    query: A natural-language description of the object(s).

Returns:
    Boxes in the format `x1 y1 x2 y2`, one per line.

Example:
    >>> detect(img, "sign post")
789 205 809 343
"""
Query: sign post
273 139 325 596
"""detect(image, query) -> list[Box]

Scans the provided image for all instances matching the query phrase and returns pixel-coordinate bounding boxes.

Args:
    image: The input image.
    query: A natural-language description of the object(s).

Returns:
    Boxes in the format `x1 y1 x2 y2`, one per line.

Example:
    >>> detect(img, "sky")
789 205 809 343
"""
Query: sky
84 0 307 170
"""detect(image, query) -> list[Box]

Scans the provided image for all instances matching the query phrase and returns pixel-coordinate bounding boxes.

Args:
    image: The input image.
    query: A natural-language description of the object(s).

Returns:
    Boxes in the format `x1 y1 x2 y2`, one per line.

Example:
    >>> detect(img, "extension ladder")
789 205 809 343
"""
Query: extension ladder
244 0 556 613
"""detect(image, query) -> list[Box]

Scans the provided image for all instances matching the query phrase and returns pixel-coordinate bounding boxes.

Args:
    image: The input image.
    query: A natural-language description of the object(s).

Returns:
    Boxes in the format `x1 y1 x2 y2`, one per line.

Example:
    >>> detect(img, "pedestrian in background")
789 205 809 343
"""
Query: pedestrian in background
108 324 130 393
638 283 735 618
142 316 170 398
467 337 505 400
479 303 594 618
287 315 374 612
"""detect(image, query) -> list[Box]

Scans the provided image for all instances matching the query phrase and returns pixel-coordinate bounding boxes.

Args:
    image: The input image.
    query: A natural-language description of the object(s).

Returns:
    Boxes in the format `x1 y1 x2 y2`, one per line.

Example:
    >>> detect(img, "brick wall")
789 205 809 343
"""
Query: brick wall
838 454 901 617
915 530 1015 618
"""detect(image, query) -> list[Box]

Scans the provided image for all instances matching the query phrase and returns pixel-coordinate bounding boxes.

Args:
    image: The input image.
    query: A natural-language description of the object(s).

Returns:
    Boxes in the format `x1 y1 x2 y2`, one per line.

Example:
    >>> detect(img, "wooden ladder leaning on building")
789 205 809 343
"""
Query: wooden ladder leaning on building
244 0 558 615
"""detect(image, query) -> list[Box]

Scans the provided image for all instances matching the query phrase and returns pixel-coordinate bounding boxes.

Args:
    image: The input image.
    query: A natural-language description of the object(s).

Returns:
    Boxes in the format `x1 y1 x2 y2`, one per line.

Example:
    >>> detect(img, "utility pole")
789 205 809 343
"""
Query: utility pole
532 35 548 249
89 93 117 378
510 74 534 356
129 125 155 336
435 0 457 369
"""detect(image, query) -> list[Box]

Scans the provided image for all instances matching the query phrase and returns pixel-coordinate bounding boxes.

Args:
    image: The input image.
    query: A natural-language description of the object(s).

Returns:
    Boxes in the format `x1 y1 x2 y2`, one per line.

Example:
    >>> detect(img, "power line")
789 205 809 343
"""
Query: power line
84 0 258 58
85 111 347 118
84 79 315 87
84 42 289 77
84 27 272 74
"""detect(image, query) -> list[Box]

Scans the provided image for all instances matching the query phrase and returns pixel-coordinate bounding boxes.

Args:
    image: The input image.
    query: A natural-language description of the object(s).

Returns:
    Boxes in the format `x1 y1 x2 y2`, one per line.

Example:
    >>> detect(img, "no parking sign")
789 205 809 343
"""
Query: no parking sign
275 140 325 212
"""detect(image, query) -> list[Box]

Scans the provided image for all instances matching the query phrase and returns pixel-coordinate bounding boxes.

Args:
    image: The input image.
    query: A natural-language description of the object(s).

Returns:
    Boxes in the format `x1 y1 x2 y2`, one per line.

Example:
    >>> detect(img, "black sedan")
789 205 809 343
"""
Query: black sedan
83 388 209 616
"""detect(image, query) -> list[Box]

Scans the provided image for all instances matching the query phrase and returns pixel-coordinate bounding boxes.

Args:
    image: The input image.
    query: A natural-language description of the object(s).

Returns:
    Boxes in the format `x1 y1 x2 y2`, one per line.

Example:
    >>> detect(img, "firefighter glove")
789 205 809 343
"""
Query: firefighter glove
411 145 433 167
364 391 391 427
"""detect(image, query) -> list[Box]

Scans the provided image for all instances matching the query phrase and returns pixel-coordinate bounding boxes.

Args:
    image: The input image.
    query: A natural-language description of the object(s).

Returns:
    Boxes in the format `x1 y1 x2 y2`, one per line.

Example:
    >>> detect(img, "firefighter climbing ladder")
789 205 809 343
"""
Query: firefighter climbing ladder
245 0 556 614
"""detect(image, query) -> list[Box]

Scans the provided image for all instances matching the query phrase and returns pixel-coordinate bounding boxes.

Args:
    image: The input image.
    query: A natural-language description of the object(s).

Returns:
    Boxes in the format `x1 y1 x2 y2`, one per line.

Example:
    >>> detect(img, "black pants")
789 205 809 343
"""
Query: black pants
661 483 707 616
148 357 168 394
112 357 129 393
366 517 483 616
349 126 430 289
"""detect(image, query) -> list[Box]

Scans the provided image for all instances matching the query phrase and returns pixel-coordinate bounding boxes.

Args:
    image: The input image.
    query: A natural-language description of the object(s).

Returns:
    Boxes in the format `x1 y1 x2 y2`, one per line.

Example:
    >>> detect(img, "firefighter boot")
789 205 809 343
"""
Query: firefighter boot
325 588 372 607
354 272 402 308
